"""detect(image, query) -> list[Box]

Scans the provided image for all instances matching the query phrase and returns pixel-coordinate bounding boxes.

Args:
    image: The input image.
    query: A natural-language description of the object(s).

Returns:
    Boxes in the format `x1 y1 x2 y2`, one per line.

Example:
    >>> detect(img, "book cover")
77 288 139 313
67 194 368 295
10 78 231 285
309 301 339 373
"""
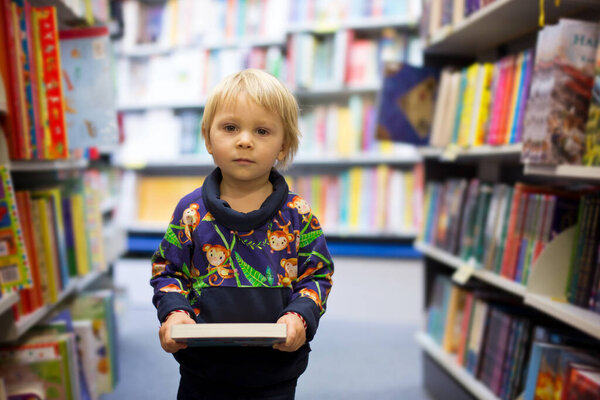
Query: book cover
171 323 287 347
58 26 119 154
522 19 599 165
512 49 534 144
32 196 61 302
375 63 440 145
31 6 69 159
0 165 31 294
563 366 600 399
465 298 489 375
583 29 600 166
15 190 42 312
457 63 479 147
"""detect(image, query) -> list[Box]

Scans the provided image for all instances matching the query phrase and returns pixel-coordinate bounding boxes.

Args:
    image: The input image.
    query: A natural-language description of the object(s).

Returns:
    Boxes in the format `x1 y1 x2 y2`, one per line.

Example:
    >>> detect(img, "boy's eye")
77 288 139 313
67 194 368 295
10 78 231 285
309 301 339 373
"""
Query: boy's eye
256 128 269 135
224 124 237 132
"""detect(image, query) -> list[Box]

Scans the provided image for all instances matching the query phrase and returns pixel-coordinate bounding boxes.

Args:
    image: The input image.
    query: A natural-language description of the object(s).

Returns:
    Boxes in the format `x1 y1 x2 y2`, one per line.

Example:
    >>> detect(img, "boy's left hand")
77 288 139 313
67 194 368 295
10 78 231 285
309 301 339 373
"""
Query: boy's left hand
273 313 306 352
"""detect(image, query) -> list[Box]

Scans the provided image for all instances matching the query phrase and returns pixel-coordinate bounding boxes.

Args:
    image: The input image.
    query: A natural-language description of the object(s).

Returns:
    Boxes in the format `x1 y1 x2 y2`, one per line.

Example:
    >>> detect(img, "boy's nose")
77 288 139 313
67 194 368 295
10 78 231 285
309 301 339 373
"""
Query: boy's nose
236 130 253 148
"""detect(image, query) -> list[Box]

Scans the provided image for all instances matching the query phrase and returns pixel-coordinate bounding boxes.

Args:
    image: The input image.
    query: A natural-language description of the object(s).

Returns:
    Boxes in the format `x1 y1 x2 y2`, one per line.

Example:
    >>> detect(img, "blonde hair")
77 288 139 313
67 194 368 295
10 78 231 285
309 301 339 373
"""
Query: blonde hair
202 69 300 170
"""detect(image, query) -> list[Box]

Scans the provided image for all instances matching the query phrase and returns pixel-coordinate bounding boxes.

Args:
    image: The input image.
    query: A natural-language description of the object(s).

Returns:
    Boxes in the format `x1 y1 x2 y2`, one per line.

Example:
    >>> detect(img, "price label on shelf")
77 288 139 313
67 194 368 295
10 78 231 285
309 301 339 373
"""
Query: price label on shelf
441 144 460 161
452 263 475 285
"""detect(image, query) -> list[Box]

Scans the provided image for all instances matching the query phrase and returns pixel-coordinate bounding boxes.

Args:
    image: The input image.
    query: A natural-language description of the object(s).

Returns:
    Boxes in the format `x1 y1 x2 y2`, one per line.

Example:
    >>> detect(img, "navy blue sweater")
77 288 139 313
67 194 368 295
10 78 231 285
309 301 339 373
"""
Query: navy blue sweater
150 168 334 388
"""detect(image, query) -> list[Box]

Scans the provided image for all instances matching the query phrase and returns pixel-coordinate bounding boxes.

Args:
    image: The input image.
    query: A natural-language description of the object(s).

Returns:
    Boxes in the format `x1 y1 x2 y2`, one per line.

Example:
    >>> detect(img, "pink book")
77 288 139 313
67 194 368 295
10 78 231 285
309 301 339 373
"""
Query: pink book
487 56 509 145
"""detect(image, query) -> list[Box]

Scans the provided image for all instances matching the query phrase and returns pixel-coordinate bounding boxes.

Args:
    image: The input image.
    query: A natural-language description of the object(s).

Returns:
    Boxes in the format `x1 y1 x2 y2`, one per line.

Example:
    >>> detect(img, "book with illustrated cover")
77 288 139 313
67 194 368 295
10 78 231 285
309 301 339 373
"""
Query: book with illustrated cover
58 26 119 154
522 19 599 165
584 29 600 166
0 165 31 295
171 323 287 347
375 63 440 145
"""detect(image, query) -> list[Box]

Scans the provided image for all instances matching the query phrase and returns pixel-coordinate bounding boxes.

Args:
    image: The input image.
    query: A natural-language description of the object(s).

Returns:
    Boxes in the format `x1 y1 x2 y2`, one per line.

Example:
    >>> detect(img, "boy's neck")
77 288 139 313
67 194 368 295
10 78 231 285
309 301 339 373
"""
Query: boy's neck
219 179 274 214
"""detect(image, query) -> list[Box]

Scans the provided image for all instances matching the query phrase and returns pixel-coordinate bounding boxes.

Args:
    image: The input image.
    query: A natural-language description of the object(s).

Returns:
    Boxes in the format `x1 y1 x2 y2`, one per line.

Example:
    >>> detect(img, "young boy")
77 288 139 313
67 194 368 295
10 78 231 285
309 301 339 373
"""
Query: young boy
150 69 334 399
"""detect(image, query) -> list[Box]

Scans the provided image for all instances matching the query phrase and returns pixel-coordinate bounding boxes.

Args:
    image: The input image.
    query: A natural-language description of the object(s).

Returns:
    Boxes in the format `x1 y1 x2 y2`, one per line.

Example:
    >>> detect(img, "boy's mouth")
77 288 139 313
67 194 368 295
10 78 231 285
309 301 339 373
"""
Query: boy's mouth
234 158 254 164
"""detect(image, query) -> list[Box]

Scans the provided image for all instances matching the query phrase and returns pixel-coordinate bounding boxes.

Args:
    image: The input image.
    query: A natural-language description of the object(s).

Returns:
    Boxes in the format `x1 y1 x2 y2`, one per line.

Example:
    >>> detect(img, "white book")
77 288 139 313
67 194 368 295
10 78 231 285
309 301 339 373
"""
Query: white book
171 323 287 347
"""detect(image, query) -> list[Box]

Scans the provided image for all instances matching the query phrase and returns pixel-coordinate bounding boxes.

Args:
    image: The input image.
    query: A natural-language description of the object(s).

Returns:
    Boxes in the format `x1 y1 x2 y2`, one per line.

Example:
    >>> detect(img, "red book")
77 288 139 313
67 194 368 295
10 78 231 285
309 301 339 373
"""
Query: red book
31 6 68 159
500 183 524 278
496 55 517 145
0 0 28 159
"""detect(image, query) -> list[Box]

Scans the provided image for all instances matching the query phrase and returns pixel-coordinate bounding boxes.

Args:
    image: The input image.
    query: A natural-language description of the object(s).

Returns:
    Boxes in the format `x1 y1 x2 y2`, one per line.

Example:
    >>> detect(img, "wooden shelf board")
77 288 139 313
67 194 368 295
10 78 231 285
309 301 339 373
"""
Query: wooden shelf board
425 0 600 56
524 293 600 341
524 164 600 181
416 332 500 400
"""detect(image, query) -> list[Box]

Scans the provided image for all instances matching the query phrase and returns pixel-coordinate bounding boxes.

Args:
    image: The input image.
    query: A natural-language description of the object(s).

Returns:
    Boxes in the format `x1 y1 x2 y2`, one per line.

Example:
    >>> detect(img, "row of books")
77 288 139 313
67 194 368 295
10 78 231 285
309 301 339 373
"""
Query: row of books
115 97 418 165
133 165 423 235
429 48 533 149
289 0 422 27
423 0 498 41
0 168 106 322
0 290 118 400
121 0 289 50
0 0 119 160
422 18 600 167
286 165 423 235
115 45 285 108
419 178 600 313
287 29 421 91
426 275 600 400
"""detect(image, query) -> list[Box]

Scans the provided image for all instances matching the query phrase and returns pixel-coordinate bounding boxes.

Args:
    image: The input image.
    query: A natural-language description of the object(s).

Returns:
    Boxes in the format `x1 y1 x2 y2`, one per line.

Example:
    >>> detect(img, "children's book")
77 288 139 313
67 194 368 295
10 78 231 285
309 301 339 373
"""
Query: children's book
0 165 31 294
583 29 600 166
58 26 119 154
171 323 287 347
375 63 440 145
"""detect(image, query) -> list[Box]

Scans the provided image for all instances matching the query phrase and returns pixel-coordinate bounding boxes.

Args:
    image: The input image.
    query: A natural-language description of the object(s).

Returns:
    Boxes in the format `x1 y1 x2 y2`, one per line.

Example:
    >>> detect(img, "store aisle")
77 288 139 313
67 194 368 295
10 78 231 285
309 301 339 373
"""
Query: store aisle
103 257 432 400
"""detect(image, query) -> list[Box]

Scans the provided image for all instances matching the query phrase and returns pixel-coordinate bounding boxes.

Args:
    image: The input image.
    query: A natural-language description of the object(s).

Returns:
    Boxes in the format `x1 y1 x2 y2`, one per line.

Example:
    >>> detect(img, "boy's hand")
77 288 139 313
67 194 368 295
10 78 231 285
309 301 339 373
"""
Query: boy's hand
273 313 306 352
159 312 196 353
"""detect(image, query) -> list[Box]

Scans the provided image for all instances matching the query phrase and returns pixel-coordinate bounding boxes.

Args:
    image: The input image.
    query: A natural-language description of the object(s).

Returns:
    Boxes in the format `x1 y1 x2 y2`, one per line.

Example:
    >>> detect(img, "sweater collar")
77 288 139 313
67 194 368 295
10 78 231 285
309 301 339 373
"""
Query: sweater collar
202 167 289 231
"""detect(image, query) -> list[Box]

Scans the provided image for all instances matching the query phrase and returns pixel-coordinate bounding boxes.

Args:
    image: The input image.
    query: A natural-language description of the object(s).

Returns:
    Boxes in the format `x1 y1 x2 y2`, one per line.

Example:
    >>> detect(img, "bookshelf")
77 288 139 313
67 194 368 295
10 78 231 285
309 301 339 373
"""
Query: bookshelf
113 0 426 257
418 0 600 399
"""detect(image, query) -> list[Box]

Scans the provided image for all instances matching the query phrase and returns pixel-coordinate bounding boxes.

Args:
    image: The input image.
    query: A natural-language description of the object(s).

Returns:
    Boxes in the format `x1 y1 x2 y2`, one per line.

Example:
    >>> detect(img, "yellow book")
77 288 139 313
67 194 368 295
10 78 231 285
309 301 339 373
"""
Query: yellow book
443 286 467 354
34 198 59 303
84 173 106 272
504 52 524 144
472 63 494 147
337 106 353 156
137 176 204 224
71 193 91 276
457 63 479 147
375 165 390 231
311 175 321 220
29 199 51 304
348 167 362 231
31 9 51 159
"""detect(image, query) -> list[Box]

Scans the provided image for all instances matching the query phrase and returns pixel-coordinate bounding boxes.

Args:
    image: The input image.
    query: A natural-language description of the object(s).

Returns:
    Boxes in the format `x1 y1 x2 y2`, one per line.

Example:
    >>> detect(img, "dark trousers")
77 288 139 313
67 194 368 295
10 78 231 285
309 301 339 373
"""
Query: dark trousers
177 374 297 400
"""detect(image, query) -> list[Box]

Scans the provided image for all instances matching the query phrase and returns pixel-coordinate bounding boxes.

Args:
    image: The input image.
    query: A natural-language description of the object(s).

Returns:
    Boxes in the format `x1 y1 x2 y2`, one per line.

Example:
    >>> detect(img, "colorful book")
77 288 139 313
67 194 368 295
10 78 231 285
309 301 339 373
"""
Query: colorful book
31 6 68 159
58 26 119 154
375 63 440 145
0 165 31 294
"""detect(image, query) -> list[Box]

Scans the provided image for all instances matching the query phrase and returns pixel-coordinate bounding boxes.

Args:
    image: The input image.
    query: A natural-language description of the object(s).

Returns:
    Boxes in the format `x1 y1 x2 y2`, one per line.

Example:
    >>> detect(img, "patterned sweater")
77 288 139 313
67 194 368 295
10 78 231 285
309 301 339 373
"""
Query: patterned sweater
150 168 334 387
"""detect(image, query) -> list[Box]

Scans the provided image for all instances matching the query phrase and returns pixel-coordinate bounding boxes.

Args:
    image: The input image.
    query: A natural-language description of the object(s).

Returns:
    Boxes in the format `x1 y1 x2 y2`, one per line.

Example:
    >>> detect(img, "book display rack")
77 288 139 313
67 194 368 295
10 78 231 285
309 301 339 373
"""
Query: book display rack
419 0 600 399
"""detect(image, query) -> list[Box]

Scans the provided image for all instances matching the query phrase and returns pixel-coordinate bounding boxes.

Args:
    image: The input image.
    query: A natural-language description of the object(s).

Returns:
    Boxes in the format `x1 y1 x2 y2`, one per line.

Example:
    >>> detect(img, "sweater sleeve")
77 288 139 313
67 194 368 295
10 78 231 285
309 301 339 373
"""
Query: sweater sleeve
149 197 201 323
280 215 334 341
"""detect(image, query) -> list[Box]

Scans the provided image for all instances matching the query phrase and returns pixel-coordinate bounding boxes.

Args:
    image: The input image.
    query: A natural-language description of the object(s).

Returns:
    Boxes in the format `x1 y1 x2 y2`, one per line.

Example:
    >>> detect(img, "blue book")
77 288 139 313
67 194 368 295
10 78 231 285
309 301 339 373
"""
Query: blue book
375 63 440 145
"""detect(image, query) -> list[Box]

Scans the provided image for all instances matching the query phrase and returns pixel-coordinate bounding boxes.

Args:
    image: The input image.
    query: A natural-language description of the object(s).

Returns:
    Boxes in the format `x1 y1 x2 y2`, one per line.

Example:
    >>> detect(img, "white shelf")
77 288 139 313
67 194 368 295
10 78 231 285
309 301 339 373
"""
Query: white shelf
0 292 19 316
414 241 526 297
415 332 500 400
524 294 600 341
288 16 418 33
10 158 89 171
294 85 381 98
117 101 206 111
418 144 522 160
126 223 417 240
524 164 600 181
116 151 422 170
425 0 600 56
0 270 109 343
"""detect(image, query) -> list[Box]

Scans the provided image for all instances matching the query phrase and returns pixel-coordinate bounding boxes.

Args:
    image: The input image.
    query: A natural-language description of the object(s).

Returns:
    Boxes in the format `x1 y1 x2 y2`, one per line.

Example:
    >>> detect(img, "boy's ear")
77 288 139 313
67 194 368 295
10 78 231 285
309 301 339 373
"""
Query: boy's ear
202 124 213 154
277 143 288 162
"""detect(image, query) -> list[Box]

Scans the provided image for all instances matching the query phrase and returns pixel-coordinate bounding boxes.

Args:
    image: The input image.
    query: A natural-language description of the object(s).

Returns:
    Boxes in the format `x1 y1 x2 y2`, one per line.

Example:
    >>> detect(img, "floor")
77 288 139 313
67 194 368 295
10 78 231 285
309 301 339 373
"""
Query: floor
103 256 433 400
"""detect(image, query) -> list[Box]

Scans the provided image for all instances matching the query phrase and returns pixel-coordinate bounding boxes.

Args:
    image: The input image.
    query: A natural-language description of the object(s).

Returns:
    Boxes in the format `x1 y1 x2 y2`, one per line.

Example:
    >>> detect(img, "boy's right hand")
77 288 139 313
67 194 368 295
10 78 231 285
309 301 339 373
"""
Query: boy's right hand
159 312 196 353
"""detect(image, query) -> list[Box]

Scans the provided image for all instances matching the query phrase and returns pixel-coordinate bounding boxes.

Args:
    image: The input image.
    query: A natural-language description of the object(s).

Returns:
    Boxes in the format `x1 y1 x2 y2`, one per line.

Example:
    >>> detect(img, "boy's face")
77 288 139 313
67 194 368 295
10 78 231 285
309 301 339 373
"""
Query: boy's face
204 94 288 187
